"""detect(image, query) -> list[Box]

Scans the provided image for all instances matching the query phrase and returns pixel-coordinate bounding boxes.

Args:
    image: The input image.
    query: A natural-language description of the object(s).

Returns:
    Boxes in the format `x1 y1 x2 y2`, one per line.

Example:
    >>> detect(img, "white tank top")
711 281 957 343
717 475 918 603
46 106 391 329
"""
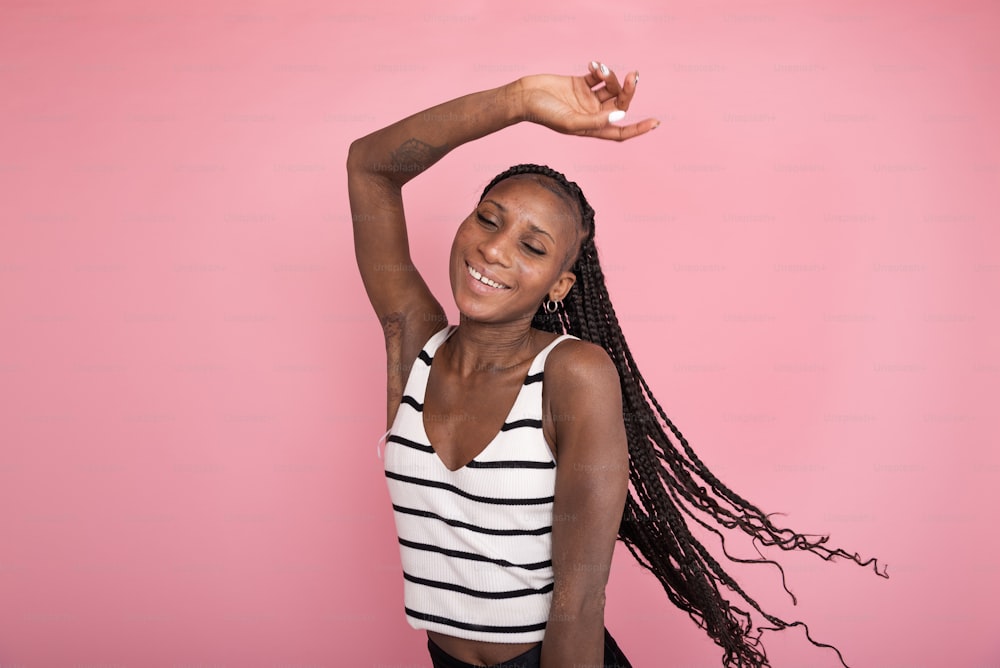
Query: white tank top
383 324 578 643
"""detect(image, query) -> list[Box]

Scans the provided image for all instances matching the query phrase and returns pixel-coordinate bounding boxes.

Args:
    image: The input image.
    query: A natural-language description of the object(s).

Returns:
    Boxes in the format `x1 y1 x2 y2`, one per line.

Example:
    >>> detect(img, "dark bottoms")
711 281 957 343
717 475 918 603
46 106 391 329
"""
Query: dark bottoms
427 627 632 668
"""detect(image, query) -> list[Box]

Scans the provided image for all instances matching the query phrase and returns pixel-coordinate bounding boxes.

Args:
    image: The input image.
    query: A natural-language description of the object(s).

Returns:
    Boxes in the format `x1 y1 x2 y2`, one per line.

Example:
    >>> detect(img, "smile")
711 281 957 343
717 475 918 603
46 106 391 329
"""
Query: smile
466 263 510 290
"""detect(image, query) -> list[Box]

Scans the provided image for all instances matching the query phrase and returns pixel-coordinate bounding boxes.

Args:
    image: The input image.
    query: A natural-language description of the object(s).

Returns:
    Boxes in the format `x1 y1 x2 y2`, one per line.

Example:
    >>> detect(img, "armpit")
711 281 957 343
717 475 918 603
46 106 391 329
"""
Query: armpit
381 311 406 427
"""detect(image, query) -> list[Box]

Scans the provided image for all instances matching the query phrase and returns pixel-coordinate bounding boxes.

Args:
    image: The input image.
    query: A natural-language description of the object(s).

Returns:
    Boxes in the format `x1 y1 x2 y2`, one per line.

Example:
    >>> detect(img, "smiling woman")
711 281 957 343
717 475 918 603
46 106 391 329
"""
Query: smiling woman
347 62 886 668
449 178 581 325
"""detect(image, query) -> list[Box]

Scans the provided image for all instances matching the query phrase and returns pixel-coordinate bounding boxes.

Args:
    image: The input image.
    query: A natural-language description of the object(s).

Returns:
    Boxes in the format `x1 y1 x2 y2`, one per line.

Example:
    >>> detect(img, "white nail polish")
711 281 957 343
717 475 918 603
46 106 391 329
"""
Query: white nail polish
591 61 599 70
608 110 626 123
600 63 609 76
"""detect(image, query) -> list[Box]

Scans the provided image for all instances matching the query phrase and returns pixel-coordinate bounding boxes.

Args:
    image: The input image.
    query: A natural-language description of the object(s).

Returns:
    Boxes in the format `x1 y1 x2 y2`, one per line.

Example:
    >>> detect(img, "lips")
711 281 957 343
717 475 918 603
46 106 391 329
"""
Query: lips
466 262 510 290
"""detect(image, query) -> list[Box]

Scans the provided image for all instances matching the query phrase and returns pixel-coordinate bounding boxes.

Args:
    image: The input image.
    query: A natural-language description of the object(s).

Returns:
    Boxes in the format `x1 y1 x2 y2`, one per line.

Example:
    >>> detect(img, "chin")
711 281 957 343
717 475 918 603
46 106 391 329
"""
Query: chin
453 301 496 324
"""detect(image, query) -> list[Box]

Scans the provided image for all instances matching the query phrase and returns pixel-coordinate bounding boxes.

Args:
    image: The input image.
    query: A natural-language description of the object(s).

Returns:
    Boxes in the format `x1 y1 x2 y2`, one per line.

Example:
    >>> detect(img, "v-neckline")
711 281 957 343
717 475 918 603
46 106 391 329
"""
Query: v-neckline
420 326 545 473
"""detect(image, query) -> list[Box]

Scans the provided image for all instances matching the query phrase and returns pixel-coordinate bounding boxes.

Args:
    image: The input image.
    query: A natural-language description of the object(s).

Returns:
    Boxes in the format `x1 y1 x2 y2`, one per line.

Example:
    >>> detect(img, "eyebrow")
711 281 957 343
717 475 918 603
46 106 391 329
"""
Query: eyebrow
481 199 556 243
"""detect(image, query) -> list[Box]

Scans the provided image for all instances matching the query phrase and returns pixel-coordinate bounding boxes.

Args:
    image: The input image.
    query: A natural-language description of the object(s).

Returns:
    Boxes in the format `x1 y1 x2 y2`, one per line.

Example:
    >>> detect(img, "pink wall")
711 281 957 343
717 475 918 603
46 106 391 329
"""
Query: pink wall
2 1 997 665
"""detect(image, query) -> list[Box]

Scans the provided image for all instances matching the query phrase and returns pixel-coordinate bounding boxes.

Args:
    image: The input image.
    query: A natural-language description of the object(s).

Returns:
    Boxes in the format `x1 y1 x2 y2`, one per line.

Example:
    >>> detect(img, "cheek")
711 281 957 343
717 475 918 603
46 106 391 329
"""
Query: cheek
516 258 562 293
451 221 476 252
450 225 471 262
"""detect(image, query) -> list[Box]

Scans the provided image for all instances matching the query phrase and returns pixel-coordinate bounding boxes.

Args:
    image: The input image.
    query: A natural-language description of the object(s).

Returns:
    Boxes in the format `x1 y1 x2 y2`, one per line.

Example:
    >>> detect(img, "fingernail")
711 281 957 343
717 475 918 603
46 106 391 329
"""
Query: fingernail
599 63 609 76
652 120 661 129
590 61 599 70
634 72 639 86
608 110 626 123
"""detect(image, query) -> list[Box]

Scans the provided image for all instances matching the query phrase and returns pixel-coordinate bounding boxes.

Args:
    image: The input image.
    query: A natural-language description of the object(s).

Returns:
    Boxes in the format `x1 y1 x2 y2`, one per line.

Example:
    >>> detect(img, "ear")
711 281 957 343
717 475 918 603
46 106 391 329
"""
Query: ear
548 270 577 302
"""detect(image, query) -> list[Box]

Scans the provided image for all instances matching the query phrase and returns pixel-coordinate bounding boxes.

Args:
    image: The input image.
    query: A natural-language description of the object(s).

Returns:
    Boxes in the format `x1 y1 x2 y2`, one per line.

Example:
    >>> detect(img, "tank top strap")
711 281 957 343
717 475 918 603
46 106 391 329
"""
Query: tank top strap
422 324 457 359
420 326 577 375
527 333 580 376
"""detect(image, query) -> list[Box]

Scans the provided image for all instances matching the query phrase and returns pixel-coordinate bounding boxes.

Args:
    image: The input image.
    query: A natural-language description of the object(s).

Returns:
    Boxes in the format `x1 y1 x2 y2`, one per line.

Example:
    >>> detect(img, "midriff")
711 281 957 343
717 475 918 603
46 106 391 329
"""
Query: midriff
427 630 541 666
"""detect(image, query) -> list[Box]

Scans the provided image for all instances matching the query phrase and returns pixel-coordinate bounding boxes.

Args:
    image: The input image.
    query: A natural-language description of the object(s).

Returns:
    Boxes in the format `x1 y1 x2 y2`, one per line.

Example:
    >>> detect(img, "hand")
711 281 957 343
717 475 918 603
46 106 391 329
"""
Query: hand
516 61 659 141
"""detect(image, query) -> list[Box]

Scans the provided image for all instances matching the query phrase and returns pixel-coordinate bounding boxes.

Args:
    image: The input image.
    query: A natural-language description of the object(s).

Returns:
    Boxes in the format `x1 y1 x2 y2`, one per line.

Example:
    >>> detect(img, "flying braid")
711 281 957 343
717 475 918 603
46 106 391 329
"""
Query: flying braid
478 163 888 668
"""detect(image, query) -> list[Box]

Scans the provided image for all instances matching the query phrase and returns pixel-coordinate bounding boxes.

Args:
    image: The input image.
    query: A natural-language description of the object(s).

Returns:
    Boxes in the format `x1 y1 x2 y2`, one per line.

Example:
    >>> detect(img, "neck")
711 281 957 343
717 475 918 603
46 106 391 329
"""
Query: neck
443 315 538 378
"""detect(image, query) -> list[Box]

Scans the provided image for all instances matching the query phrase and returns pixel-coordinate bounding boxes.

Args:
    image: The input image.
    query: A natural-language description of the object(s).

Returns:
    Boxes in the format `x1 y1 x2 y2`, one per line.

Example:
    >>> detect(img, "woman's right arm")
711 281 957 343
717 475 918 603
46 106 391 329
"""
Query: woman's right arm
347 79 523 328
347 63 654 426
347 81 525 426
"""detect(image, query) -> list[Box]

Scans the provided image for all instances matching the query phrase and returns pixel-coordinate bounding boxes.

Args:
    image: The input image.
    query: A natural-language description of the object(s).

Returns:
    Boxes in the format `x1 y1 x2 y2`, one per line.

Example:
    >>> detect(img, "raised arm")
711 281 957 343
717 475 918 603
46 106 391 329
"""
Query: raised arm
347 62 656 426
347 82 520 330
347 82 521 426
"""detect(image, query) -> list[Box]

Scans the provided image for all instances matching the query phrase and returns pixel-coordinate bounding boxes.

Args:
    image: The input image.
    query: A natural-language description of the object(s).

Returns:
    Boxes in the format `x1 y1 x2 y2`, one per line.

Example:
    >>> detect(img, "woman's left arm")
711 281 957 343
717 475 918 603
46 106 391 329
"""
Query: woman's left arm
541 341 630 668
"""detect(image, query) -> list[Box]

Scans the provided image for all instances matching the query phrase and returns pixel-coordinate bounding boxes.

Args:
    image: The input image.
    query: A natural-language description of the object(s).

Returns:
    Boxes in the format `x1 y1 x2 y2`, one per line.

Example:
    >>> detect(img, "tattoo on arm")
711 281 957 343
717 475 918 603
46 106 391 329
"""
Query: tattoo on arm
386 138 447 175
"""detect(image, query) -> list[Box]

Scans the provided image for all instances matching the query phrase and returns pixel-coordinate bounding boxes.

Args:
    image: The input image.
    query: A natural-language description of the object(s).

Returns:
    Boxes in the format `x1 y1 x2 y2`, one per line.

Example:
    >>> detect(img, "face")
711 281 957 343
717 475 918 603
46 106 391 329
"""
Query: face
449 175 581 324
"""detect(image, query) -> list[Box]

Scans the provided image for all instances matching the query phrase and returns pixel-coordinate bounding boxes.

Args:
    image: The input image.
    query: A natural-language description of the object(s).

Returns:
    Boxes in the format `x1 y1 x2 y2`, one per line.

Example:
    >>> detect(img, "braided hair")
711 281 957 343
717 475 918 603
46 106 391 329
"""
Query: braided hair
478 163 888 668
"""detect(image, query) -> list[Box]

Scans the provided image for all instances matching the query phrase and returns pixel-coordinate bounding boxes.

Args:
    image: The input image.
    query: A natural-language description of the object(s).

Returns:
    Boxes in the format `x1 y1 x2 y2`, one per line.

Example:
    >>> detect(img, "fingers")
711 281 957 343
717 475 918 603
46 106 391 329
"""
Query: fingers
583 61 603 88
562 111 660 142
587 61 639 111
577 61 656 141
617 70 639 110
590 117 661 142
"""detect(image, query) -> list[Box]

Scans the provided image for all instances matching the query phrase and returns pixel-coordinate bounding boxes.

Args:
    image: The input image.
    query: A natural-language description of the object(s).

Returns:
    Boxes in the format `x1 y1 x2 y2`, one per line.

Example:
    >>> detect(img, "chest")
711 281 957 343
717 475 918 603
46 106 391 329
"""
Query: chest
422 368 531 472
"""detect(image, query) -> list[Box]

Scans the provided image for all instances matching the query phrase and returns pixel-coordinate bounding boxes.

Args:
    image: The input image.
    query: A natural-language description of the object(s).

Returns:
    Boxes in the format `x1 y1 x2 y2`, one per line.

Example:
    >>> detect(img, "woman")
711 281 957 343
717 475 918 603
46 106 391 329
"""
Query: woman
347 61 884 668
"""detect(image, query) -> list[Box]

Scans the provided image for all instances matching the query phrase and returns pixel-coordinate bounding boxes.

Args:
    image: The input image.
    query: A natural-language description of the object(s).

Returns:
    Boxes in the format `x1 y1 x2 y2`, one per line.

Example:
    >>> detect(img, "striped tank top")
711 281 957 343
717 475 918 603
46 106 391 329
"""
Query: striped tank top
383 324 579 643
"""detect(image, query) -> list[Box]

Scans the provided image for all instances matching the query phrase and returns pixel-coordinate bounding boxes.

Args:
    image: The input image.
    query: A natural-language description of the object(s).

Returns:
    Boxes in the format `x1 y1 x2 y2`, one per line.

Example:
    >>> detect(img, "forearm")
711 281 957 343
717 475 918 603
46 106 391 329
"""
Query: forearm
346 78 525 188
541 591 607 668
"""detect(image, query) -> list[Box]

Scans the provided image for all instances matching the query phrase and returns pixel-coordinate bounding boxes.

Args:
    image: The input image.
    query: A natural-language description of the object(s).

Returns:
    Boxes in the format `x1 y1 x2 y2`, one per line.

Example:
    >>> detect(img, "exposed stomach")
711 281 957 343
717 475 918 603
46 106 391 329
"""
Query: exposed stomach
427 630 541 666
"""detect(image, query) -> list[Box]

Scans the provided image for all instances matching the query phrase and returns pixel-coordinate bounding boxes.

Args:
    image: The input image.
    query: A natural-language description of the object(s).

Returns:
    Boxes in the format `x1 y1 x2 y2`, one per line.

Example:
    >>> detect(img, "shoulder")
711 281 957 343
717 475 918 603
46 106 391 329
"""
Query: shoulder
545 338 620 391
542 338 627 464
543 339 623 424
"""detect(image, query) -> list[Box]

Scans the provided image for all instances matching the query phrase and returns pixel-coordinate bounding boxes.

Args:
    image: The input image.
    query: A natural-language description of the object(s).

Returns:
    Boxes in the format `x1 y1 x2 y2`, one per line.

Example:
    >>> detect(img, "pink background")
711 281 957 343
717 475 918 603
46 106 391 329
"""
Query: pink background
2 1 998 666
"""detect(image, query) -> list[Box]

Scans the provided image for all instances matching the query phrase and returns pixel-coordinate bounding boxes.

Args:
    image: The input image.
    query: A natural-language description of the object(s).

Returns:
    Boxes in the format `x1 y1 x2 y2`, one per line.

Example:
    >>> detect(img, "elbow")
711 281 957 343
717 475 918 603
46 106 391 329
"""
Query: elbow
346 138 366 174
575 590 607 620
347 137 391 185
550 584 607 623
347 138 403 192
348 132 383 174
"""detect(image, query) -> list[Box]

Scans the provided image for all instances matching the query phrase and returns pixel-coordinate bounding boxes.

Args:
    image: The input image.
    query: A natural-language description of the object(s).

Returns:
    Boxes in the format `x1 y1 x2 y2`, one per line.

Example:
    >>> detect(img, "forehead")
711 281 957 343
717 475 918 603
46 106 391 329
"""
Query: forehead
482 175 581 234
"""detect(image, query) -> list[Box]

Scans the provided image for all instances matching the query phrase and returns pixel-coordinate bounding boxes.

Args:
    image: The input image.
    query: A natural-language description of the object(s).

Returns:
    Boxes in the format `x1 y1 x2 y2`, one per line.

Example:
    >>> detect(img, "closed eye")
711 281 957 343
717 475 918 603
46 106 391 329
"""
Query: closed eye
477 213 545 255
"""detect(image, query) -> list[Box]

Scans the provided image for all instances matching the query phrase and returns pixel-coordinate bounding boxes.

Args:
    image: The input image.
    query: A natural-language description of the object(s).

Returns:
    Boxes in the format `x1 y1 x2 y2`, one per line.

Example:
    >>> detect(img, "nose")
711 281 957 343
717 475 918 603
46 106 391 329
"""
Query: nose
478 231 512 267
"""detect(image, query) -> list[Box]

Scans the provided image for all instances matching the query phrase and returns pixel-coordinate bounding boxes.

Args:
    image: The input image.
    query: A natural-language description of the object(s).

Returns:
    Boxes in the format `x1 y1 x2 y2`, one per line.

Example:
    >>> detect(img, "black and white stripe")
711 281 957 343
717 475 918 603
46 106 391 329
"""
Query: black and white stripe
382 324 577 642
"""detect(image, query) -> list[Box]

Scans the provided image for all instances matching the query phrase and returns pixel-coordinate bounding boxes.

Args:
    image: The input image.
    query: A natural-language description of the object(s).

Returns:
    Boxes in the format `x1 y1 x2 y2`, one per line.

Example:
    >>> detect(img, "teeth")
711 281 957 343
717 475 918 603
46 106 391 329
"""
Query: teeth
467 264 508 289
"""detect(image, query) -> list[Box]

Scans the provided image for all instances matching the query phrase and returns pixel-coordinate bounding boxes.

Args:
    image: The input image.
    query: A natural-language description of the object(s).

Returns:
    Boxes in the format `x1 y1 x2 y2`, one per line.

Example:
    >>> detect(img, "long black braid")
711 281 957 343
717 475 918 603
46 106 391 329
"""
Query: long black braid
478 163 888 668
